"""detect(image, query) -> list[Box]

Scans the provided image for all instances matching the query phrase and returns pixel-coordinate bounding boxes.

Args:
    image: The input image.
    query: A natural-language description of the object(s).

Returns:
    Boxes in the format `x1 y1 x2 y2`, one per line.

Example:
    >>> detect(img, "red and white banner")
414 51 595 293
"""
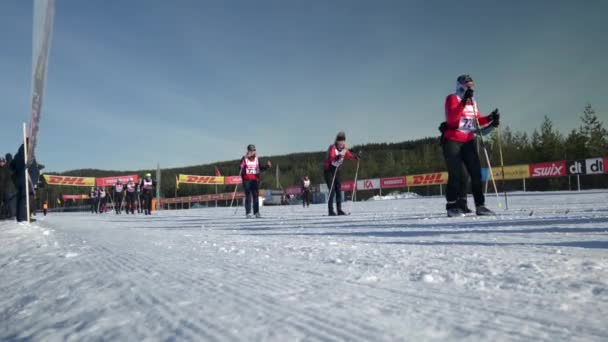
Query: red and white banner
529 161 566 178
341 181 356 192
285 186 302 195
224 176 243 185
380 176 407 189
356 178 381 190
62 194 89 200
96 174 139 187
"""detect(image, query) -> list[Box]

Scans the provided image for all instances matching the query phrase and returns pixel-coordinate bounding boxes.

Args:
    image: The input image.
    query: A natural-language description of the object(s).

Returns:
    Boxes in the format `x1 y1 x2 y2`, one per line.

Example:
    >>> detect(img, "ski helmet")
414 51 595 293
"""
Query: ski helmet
247 144 256 152
117 178 122 183
145 173 152 178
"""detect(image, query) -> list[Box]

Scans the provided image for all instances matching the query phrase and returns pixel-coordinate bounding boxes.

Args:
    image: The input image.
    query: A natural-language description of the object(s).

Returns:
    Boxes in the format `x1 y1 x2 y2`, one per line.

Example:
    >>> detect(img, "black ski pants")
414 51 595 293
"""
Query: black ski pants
443 139 485 208
243 180 260 215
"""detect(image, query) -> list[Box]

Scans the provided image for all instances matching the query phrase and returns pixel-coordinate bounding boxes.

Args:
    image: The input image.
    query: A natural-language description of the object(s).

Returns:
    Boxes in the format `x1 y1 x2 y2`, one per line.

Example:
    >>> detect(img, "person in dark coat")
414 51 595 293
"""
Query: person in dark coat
10 142 34 222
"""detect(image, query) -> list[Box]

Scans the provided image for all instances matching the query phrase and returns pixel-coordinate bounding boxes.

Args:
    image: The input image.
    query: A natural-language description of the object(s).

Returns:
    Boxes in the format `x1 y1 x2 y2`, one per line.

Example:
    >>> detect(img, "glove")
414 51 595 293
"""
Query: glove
489 109 500 127
463 88 474 101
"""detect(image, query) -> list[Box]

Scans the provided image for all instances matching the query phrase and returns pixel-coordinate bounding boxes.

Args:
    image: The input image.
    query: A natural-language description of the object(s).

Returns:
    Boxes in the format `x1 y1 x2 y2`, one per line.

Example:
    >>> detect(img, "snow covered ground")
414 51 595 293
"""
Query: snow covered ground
1 191 608 341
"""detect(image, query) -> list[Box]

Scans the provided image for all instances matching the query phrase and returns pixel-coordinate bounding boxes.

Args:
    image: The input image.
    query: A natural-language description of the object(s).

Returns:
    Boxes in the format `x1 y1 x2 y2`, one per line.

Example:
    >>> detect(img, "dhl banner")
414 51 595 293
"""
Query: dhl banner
178 174 225 185
490 164 530 180
62 194 90 200
44 175 95 187
406 172 448 187
96 174 139 187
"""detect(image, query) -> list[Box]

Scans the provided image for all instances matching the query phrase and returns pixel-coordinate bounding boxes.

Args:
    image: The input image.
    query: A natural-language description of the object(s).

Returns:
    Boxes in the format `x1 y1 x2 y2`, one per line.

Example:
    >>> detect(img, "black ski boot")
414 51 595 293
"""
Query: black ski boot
337 202 347 215
458 198 472 214
446 202 465 217
476 205 495 216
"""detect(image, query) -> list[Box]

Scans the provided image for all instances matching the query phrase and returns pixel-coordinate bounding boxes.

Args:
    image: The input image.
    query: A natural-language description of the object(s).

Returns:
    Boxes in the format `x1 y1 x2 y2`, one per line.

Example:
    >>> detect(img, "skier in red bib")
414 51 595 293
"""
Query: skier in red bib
240 144 272 218
441 74 499 217
323 131 358 216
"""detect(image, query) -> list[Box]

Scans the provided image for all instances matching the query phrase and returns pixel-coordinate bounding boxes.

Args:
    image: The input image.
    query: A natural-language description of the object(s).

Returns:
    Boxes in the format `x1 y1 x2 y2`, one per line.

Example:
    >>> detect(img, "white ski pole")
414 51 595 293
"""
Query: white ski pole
352 155 361 203
472 100 501 208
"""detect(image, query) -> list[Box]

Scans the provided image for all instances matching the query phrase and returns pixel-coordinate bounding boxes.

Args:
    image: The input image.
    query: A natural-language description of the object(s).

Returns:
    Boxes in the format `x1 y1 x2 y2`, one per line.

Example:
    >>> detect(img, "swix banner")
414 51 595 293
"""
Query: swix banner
178 174 225 185
44 175 95 187
96 175 139 187
529 161 566 178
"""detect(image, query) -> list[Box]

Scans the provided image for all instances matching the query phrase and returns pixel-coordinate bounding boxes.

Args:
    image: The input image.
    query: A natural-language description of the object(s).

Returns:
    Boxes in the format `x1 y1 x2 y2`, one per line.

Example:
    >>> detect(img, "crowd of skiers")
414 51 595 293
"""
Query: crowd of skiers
2 74 501 221
89 173 156 215
245 74 500 218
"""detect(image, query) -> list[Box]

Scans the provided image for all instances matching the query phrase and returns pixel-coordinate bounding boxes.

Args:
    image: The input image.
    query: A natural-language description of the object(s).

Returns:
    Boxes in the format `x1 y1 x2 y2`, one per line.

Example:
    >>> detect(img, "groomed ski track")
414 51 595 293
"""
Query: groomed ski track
1 191 608 341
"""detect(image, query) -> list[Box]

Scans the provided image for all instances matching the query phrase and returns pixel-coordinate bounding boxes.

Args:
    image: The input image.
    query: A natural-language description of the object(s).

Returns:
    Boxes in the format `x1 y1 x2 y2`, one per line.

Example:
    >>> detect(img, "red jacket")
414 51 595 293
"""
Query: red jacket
323 144 356 170
444 94 491 143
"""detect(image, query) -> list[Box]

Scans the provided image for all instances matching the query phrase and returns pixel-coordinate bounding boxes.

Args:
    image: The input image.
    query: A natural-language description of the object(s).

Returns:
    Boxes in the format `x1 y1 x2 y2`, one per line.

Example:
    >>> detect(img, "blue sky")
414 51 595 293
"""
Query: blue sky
1 0 606 172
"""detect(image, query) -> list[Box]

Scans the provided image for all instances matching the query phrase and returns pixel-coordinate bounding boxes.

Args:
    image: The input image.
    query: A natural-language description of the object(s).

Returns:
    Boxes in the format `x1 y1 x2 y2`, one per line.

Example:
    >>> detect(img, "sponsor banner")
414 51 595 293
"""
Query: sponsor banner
491 164 531 180
96 174 139 187
27 0 56 163
224 176 243 185
585 158 604 175
62 194 90 200
529 161 566 178
178 174 224 185
341 181 356 192
567 160 586 175
44 175 95 187
380 176 407 189
285 186 302 195
356 178 381 190
406 172 448 186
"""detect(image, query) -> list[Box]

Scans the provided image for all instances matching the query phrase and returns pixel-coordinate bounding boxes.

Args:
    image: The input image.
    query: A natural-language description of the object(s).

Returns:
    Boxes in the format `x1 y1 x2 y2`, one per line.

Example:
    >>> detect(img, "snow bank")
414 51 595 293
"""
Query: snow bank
367 192 420 201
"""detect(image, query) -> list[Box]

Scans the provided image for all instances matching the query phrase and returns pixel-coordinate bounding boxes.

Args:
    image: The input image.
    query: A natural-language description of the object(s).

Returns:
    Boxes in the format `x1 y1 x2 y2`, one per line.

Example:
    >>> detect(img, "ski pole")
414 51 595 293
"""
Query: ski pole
497 126 508 210
472 100 502 208
327 163 341 207
229 184 239 208
352 157 361 203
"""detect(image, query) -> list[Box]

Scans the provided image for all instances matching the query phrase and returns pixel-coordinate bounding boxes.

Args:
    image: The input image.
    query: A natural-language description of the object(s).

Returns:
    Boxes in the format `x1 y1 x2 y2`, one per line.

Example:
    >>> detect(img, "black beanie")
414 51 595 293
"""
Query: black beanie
335 131 346 142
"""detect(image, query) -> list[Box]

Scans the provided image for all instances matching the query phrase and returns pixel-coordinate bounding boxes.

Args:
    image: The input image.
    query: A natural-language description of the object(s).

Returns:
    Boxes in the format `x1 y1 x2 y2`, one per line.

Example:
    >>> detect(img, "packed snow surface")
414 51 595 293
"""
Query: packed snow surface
1 191 608 341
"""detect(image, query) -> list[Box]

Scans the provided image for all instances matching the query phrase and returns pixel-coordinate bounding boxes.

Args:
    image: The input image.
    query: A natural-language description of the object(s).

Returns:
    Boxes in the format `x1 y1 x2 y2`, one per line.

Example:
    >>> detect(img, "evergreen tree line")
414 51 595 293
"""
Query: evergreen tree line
40 105 607 206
